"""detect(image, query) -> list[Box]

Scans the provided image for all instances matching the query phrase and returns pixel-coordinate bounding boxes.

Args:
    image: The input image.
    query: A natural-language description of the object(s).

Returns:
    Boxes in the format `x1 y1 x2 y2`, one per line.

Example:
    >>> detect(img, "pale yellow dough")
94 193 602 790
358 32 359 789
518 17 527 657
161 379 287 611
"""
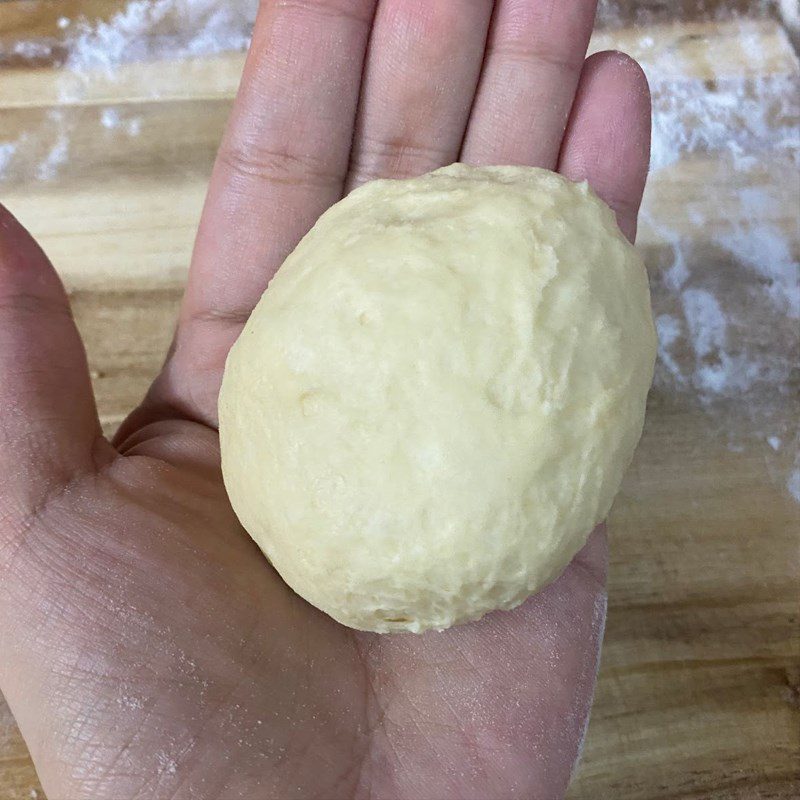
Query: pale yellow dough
219 164 656 634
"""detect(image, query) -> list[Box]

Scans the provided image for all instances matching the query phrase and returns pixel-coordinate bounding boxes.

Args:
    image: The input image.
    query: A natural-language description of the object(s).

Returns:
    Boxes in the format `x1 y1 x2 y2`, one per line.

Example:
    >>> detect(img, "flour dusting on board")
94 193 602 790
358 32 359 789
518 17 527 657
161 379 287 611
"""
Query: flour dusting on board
7 0 255 73
630 10 800 502
61 0 254 76
0 0 257 181
101 107 144 137
0 142 16 178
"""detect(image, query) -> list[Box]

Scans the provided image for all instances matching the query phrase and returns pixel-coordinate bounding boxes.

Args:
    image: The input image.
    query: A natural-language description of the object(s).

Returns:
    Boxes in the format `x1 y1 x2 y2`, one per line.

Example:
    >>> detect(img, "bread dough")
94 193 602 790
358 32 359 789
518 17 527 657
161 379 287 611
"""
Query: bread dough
219 164 656 633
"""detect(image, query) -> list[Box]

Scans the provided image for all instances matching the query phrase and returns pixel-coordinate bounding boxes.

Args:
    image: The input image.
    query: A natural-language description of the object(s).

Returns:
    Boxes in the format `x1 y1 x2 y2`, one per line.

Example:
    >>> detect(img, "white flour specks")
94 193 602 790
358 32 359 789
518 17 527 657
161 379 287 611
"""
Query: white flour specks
101 107 122 129
118 694 145 710
636 12 798 413
67 1 165 74
680 288 769 398
63 0 254 78
788 465 800 503
0 142 16 178
681 290 727 370
156 750 179 776
5 0 256 74
662 245 691 293
2 0 256 182
570 591 608 777
714 186 800 320
101 107 144 137
11 40 52 60
655 314 686 389
36 128 70 182
628 9 800 502
181 1 256 57
781 0 800 31
649 72 799 173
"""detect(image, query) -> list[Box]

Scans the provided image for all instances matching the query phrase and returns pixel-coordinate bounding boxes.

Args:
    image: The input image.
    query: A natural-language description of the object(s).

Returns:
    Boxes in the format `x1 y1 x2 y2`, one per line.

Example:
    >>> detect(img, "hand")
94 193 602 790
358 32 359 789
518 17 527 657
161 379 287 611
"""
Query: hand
0 2 650 798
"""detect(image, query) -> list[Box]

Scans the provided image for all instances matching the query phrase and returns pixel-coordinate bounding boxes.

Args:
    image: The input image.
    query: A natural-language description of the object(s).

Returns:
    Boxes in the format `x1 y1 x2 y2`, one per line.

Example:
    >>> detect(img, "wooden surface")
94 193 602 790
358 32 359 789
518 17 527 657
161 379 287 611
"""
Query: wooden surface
1 2 799 799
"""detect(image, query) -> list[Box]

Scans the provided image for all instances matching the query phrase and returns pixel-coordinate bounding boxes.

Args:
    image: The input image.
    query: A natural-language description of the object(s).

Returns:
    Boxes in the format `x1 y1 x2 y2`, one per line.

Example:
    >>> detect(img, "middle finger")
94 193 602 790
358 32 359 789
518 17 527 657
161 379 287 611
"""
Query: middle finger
462 0 598 168
345 0 494 191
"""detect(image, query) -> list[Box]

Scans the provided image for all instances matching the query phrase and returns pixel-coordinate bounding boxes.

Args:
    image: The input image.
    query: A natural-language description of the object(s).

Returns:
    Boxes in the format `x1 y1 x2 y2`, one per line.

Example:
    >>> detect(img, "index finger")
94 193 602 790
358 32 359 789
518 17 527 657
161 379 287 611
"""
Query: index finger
156 0 378 426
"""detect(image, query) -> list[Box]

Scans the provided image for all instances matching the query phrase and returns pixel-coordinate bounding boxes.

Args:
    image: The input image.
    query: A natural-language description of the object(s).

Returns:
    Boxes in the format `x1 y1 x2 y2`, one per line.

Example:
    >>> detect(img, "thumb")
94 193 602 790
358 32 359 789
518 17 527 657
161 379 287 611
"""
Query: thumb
0 204 112 519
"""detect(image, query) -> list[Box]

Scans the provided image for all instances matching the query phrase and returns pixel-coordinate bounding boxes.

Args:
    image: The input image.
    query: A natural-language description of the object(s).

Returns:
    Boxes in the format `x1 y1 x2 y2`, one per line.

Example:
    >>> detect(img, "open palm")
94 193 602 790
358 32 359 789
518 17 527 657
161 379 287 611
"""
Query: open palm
0 2 651 798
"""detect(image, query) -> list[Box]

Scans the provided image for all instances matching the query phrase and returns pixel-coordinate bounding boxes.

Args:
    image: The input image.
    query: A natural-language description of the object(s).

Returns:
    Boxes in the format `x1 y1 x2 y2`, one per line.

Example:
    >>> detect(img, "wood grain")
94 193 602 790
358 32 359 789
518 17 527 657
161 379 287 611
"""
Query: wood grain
0 4 798 800
569 397 800 799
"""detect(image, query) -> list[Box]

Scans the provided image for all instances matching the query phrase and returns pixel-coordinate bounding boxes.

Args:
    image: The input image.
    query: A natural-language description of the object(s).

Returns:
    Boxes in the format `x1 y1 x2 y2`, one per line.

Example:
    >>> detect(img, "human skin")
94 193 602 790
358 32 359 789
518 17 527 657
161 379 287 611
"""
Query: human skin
0 1 651 798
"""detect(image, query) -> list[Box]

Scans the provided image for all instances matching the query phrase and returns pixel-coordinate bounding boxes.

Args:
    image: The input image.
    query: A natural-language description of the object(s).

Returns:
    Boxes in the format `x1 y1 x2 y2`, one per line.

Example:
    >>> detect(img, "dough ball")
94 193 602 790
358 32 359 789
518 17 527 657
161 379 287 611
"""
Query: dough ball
219 164 656 634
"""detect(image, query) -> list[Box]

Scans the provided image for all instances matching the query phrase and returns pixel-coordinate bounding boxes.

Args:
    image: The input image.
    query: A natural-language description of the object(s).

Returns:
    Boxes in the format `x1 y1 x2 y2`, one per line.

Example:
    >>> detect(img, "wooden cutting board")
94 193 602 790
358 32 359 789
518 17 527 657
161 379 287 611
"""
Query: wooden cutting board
0 3 798 798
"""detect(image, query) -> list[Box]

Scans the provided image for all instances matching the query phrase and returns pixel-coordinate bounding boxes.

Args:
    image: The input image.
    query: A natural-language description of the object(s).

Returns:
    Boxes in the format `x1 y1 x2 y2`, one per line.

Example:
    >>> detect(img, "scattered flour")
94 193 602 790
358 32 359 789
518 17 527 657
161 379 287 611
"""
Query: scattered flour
714 186 800 319
678 288 764 397
648 70 799 173
118 694 145 710
788 465 800 503
2 0 256 180
27 0 256 77
623 5 800 503
780 0 800 30
156 750 179 776
127 117 144 137
654 314 686 388
101 107 144 137
36 128 70 182
101 107 122 129
11 40 53 60
0 142 16 177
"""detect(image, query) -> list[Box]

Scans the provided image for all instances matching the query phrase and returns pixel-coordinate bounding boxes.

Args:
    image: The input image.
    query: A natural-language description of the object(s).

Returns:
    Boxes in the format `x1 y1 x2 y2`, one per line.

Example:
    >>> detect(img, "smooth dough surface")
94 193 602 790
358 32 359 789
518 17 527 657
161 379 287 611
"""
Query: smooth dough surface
219 164 656 633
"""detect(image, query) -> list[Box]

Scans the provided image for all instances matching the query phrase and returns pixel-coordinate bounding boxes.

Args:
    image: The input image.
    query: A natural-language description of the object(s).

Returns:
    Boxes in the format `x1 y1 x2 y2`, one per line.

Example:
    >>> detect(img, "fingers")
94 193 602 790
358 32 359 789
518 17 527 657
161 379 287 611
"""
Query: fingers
165 0 378 425
345 0 494 192
558 51 652 243
462 0 598 168
0 206 109 511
